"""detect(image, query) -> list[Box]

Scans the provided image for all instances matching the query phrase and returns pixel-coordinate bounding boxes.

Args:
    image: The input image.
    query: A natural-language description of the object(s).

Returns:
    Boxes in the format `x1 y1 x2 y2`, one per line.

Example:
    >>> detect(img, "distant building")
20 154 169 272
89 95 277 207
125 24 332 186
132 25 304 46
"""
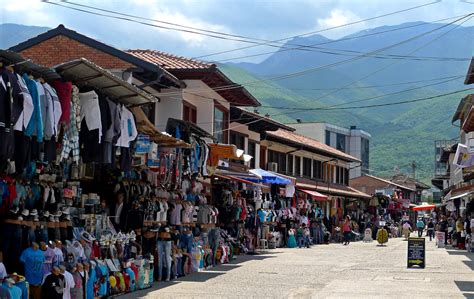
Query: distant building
291 122 371 178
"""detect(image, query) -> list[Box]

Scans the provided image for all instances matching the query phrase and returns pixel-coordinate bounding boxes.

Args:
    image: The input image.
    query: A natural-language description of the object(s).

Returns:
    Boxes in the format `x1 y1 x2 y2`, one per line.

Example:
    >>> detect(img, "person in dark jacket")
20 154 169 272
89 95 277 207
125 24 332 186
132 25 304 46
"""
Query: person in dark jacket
41 266 65 299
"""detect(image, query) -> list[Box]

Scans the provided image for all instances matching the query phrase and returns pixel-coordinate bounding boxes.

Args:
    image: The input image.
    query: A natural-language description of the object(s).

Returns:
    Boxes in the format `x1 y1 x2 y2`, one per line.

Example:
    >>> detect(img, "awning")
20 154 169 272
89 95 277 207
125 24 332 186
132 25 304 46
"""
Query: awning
0 49 60 81
130 107 189 148
299 189 328 201
247 168 291 185
166 118 214 141
54 58 157 106
411 204 437 211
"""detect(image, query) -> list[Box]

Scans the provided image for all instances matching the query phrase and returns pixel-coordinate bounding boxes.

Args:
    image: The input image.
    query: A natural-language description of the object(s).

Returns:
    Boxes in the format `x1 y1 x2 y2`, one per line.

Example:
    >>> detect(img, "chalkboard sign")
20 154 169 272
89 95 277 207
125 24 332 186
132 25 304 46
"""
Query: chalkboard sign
407 237 425 268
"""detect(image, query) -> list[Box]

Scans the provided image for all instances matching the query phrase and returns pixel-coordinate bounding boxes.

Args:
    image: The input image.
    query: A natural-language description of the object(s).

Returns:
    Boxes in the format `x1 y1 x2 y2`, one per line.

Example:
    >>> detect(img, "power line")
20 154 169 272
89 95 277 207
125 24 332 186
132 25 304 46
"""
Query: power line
44 0 454 63
192 1 441 59
260 76 463 110
212 14 470 63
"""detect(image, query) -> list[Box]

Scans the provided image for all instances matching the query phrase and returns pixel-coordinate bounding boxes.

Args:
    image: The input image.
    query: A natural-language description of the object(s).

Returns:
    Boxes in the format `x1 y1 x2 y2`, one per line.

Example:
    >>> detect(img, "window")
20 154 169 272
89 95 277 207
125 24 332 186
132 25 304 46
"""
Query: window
336 133 346 152
248 141 257 168
230 131 246 164
313 160 322 179
344 168 349 185
361 138 370 174
287 155 293 175
336 167 341 184
213 105 228 143
325 130 331 146
183 101 197 124
295 156 301 177
268 150 286 173
303 157 312 177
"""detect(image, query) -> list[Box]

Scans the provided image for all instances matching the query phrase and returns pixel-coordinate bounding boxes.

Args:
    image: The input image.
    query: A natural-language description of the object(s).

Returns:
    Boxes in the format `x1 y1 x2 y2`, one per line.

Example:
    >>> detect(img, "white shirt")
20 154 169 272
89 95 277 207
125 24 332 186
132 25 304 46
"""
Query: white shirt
79 90 102 143
115 105 137 148
43 83 62 137
0 262 6 279
63 270 75 299
115 202 123 225
14 74 34 131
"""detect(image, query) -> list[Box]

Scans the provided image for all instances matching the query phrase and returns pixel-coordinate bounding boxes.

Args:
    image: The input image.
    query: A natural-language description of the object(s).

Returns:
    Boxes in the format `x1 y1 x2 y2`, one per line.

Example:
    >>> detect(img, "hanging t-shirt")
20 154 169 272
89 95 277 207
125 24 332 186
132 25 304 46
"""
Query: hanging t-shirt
53 247 64 267
43 247 55 276
86 266 96 299
41 273 65 299
20 247 45 285
79 90 102 143
2 283 22 299
0 262 6 280
97 265 108 297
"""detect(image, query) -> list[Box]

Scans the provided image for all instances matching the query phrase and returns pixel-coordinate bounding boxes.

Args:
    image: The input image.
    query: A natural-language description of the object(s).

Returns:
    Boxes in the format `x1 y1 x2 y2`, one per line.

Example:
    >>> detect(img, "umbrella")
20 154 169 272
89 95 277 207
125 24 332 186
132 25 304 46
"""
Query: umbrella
411 204 436 211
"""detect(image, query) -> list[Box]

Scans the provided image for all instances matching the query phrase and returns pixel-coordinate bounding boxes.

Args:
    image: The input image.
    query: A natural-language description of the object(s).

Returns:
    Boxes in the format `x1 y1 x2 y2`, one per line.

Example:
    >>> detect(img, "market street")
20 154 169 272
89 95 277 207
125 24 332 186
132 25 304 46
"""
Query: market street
120 237 474 299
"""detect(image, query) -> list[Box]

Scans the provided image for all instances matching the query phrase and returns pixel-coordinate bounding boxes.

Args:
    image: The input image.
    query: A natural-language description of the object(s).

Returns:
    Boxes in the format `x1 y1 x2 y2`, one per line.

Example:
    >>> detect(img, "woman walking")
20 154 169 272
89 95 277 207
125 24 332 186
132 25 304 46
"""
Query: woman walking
342 216 352 245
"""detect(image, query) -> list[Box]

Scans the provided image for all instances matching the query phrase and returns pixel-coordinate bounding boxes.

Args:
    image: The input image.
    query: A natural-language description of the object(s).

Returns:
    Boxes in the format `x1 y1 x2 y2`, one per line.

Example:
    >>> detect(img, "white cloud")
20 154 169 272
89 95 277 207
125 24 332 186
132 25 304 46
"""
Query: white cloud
316 9 364 39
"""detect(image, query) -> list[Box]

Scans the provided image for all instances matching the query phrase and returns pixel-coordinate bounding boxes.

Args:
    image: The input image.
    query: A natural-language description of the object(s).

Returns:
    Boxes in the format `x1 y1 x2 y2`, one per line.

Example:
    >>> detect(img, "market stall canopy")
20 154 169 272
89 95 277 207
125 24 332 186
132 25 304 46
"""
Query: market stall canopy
0 49 60 80
247 168 291 185
54 58 157 107
411 204 437 211
298 189 328 201
166 118 214 142
213 169 269 189
130 107 189 148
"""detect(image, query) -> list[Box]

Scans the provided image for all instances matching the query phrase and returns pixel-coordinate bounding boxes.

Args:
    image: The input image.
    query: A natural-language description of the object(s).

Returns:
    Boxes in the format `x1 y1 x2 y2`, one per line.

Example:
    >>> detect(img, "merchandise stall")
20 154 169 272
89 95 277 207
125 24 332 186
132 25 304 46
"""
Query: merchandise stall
0 54 239 298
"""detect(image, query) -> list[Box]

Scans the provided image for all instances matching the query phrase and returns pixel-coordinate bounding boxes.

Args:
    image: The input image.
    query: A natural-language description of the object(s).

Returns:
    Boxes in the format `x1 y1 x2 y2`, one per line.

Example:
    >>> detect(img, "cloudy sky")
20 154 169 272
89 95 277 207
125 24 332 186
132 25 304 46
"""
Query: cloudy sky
0 0 472 62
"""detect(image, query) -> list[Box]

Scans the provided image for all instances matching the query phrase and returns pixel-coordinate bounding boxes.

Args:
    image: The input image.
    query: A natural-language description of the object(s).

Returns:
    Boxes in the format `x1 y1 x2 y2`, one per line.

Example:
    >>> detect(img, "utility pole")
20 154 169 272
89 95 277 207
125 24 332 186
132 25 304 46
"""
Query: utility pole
411 161 416 181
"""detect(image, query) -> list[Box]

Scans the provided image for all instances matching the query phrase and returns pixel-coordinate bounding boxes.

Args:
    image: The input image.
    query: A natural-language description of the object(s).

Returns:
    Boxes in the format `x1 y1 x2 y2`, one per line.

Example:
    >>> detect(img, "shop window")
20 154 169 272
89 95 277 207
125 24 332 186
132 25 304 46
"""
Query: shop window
313 160 322 179
183 101 197 124
336 133 346 152
287 155 293 175
248 141 257 168
268 150 286 174
213 104 228 143
295 156 301 177
303 157 312 177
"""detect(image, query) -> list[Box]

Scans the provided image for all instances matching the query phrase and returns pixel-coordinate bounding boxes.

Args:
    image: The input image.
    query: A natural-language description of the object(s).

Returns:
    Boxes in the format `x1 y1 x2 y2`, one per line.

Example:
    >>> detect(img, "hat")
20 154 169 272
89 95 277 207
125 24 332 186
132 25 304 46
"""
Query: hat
21 209 29 217
62 207 70 215
44 211 50 218
33 215 39 222
80 231 95 243
49 216 55 222
4 277 15 285
30 209 38 216
9 207 19 214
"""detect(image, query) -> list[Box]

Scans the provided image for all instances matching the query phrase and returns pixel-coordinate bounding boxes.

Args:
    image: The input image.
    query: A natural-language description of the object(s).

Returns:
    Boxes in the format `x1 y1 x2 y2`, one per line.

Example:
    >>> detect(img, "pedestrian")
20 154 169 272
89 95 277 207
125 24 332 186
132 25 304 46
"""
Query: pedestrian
19 242 45 299
438 216 448 245
60 265 75 299
41 266 65 299
402 221 412 240
342 216 352 245
287 227 297 248
427 219 435 241
303 224 311 248
416 218 425 237
296 224 304 248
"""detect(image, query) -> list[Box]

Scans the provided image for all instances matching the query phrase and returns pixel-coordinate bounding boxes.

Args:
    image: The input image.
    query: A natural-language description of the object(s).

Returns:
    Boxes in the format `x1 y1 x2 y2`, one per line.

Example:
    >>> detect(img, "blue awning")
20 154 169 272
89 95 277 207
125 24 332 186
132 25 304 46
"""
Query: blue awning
247 168 292 185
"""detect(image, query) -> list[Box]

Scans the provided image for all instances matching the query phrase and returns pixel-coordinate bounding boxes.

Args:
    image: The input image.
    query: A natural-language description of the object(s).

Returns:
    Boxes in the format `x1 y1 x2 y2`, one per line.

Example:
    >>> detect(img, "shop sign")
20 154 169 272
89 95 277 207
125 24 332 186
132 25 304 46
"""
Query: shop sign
407 237 425 268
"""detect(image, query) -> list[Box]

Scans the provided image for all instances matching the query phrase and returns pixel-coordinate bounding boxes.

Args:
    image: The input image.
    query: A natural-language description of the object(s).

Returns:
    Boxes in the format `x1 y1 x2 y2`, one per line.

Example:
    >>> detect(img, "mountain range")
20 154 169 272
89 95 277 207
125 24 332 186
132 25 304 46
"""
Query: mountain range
1 22 473 184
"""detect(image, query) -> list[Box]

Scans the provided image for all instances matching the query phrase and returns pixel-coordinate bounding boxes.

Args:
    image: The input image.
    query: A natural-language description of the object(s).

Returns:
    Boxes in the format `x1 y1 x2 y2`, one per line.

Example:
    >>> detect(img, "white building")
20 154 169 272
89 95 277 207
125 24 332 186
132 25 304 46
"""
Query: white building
290 122 371 178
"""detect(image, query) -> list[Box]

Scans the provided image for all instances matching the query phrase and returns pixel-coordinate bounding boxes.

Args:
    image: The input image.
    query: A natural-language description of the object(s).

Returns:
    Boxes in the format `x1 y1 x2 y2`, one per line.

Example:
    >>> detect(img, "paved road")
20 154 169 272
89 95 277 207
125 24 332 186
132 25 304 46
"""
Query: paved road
120 237 474 298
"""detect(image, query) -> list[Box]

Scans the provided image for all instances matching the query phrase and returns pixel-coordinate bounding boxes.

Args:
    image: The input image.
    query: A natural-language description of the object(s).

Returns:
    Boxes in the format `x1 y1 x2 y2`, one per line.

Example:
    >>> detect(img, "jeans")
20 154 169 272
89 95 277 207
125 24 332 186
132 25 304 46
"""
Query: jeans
180 234 193 254
2 223 22 273
427 229 434 241
35 227 49 243
157 241 172 280
297 236 305 248
417 228 423 237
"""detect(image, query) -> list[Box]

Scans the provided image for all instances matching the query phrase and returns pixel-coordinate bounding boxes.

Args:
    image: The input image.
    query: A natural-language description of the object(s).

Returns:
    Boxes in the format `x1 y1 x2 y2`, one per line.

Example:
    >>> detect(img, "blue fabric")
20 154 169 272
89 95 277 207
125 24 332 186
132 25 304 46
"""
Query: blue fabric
86 267 96 299
97 265 108 296
137 266 145 289
13 281 27 299
20 247 45 286
1 283 22 299
248 168 291 184
124 268 136 292
179 234 193 254
22 74 43 142
257 210 266 223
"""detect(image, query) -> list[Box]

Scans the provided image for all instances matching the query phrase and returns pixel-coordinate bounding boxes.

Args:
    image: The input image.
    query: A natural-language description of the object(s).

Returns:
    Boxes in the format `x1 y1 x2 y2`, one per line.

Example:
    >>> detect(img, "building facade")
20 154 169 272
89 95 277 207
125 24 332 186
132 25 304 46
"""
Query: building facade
291 122 371 178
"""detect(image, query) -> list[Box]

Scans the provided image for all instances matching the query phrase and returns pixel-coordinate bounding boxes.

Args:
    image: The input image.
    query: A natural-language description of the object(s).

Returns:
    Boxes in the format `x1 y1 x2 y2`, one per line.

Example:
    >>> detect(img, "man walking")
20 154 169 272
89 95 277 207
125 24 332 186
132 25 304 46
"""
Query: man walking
416 218 425 237
427 219 435 241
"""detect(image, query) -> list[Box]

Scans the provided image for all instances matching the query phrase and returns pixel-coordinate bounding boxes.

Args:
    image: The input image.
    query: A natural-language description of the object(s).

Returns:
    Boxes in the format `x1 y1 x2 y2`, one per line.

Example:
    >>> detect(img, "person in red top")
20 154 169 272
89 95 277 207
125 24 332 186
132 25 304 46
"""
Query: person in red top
342 216 352 245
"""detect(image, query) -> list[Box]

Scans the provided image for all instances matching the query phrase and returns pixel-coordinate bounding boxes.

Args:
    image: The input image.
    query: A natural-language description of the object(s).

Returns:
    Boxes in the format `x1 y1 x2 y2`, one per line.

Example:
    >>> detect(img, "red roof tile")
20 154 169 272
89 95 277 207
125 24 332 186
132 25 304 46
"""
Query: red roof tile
296 177 371 199
127 49 214 70
266 129 360 162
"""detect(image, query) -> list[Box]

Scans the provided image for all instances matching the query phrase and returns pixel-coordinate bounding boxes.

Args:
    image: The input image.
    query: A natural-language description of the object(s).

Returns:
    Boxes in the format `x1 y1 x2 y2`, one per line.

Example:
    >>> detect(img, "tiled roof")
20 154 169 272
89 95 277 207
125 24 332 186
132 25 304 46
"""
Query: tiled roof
266 129 360 162
296 178 371 199
127 49 214 70
357 175 416 192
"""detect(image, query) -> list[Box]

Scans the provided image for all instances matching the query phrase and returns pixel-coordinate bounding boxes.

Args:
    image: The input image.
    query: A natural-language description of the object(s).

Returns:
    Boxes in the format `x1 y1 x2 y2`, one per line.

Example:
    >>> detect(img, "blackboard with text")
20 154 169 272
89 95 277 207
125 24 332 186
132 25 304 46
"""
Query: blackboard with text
407 237 425 268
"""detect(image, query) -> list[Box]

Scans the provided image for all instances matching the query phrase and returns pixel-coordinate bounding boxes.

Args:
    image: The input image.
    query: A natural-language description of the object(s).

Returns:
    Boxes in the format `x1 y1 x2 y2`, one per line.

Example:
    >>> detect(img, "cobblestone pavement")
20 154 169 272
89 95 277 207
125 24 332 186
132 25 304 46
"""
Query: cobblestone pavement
120 237 474 299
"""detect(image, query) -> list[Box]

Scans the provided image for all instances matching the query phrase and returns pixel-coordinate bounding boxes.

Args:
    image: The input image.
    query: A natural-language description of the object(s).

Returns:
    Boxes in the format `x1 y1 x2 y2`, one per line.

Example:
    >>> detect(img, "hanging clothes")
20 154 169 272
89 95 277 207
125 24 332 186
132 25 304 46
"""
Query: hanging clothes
23 74 43 142
60 86 81 163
